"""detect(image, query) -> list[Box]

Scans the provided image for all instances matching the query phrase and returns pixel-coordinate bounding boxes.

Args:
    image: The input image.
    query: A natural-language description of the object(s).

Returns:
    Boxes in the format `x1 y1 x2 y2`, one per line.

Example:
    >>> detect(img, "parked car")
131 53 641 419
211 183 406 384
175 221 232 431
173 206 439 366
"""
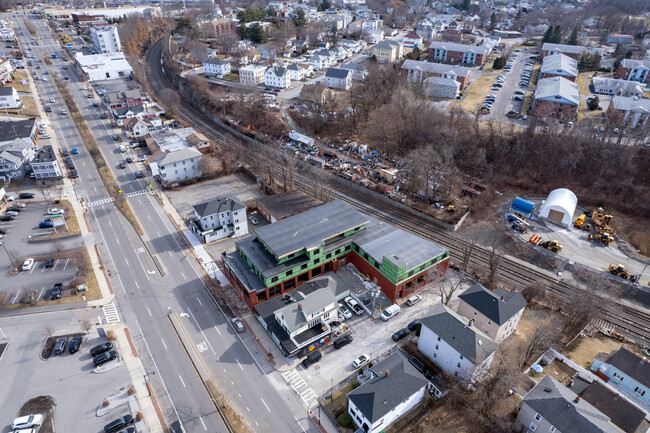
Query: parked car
12 414 44 429
104 415 134 433
406 294 422 306
60 109 67 115
50 283 63 300
407 320 421 332
100 113 106 119
118 161 126 169
19 192 35 199
231 317 245 333
333 335 353 349
40 134 51 139
92 102 98 107
344 296 363 315
93 350 118 367
71 147 78 154
53 337 67 355
352 354 370 369
39 221 54 228
338 303 352 319
22 258 35 271
0 214 14 221
90 342 113 357
68 336 82 354
513 96 523 101
0 228 7 234
48 208 65 215
134 171 143 179
62 149 70 157
249 216 259 225
392 328 409 342
301 350 322 369
44 257 54 268
49 97 55 103
118 145 126 152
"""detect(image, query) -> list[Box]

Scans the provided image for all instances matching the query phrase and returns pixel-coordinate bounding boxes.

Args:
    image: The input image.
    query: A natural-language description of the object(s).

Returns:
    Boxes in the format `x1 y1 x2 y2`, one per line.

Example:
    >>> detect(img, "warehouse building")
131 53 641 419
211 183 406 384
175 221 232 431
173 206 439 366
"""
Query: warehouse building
222 200 449 309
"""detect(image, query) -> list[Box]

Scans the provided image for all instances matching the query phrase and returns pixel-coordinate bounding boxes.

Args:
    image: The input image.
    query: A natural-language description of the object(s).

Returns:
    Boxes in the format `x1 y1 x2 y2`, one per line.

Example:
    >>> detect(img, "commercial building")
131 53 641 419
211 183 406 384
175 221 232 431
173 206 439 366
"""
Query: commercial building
203 58 231 78
222 200 449 309
43 6 158 21
539 53 578 81
73 52 133 81
30 145 62 180
607 34 634 44
615 58 650 84
90 26 121 54
428 41 487 66
532 76 580 121
103 90 143 114
606 96 650 129
0 86 22 109
401 59 470 89
239 65 266 87
190 197 248 243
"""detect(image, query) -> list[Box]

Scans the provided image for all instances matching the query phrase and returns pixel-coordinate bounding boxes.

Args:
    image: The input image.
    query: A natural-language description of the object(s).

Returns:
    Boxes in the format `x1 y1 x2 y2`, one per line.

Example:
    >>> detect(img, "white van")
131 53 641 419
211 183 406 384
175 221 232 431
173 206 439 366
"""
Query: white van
381 304 401 322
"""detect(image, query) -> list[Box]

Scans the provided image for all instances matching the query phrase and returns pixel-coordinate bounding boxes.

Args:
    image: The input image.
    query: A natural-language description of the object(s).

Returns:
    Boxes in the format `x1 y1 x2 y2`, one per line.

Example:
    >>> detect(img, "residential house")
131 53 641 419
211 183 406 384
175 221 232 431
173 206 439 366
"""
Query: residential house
314 50 338 67
423 76 460 98
416 21 436 41
257 41 283 60
190 196 248 243
365 29 384 44
30 145 61 180
325 68 352 90
286 63 307 81
394 15 407 28
0 56 13 84
0 86 23 109
402 33 424 48
606 96 650 129
591 347 650 406
0 138 36 181
539 53 578 82
339 61 368 81
122 117 156 139
593 77 644 97
515 375 625 433
418 303 498 385
607 34 634 44
264 66 291 89
330 46 350 61
347 353 429 433
104 90 143 115
150 147 202 187
371 40 403 63
456 284 527 342
615 59 650 84
308 53 330 70
400 59 471 89
428 41 487 66
203 58 231 78
337 39 366 54
186 132 211 154
540 42 604 66
239 64 266 87
532 76 580 121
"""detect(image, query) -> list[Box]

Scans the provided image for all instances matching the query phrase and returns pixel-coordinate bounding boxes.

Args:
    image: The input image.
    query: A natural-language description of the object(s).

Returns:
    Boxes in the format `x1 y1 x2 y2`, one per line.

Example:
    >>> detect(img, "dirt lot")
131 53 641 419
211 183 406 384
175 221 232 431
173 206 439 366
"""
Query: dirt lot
566 334 622 369
401 398 493 433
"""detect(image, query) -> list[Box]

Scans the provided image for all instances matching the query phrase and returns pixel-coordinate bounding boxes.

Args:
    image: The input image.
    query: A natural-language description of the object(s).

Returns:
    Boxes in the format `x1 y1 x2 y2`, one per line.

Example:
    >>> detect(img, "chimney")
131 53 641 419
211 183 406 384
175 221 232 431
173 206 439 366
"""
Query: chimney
468 319 474 327
501 295 505 301
574 396 580 403
299 304 302 311
614 393 619 400
385 370 390 377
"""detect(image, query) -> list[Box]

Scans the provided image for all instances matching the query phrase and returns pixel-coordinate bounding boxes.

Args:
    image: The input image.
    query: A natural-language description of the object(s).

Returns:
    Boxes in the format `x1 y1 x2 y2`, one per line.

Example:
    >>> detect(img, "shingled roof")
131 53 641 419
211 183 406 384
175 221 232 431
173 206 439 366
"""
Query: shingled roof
193 196 246 218
458 284 527 325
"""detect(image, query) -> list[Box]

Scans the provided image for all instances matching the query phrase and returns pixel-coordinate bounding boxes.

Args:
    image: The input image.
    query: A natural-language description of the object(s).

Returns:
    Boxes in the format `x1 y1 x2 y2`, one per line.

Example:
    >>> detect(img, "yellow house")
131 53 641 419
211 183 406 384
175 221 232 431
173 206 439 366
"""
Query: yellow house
371 40 403 63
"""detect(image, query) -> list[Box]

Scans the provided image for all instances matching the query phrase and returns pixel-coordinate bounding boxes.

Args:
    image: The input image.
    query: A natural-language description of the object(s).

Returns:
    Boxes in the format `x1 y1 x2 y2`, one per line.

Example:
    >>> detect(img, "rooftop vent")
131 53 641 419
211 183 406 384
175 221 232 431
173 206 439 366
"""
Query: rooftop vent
543 388 552 393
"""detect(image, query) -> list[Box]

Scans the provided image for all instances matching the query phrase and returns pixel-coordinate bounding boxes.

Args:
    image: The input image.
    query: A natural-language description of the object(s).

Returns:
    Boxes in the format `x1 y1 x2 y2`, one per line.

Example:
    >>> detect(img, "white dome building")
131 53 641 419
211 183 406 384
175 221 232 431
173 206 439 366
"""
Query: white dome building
538 188 577 227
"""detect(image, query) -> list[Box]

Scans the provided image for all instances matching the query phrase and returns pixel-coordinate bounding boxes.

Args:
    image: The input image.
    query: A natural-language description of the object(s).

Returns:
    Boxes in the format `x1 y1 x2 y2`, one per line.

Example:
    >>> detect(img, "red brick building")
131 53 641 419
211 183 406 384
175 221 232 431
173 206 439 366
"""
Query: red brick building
532 76 580 121
615 59 650 84
428 41 487 66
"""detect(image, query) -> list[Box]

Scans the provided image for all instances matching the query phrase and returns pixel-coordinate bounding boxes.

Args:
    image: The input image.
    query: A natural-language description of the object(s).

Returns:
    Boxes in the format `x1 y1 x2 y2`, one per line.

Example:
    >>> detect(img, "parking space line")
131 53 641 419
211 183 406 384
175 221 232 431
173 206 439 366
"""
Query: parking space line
261 399 271 412
125 258 129 266
161 338 167 349
146 307 151 316
40 265 45 272
214 326 221 336
29 265 35 274
147 215 151 221
12 290 21 304
199 416 207 431
236 359 243 370
181 272 186 280
294 416 307 433
63 258 69 270
178 375 186 387
196 297 202 306
37 287 45 301
52 259 59 271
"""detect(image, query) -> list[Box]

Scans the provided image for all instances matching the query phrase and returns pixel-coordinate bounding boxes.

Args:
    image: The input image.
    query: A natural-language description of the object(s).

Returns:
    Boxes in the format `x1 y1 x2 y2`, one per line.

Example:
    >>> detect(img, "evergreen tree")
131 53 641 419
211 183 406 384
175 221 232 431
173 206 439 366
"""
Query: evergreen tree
247 23 267 44
551 25 562 43
541 26 553 44
489 12 497 30
567 27 578 45
293 9 306 28
462 0 470 11
322 0 331 10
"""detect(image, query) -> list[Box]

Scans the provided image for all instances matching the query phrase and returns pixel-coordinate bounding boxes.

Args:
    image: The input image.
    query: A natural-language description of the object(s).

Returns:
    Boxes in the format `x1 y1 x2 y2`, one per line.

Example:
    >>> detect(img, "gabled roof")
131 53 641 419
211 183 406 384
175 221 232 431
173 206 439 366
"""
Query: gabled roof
540 53 578 78
403 32 422 39
193 196 246 218
428 41 487 55
534 76 580 105
420 304 497 364
348 353 428 423
597 347 650 388
275 286 336 333
522 375 623 433
204 57 230 66
265 66 288 77
325 68 350 79
156 146 202 167
542 42 604 56
592 77 643 95
579 381 650 433
423 75 460 88
401 59 470 77
458 284 527 325
619 58 650 70
610 96 650 114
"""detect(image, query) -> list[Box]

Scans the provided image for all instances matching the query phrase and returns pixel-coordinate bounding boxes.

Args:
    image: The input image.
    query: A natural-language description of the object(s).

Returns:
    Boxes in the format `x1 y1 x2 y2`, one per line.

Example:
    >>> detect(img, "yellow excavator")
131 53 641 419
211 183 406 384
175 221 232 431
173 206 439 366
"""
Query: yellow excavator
608 264 636 281
588 233 614 245
592 208 616 235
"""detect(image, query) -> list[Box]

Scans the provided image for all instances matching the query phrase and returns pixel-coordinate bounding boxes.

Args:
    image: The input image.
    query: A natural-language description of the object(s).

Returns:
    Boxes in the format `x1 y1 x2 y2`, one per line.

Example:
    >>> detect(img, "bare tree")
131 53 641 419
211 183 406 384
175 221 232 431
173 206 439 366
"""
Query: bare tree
50 234 65 255
519 310 561 368
521 283 548 304
460 236 477 273
469 354 519 417
218 34 241 55
486 238 502 290
562 289 600 338
436 275 464 306
159 88 181 118
6 248 21 269
81 318 93 334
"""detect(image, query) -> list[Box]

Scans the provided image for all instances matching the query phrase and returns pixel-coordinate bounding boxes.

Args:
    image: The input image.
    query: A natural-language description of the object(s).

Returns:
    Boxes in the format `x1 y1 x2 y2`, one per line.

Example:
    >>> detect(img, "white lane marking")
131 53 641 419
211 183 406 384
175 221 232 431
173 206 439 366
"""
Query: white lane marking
199 417 207 431
40 265 45 273
29 265 35 274
125 258 129 266
246 407 249 412
186 310 217 356
196 297 202 306
161 338 168 350
63 258 69 270
261 398 271 412
178 375 186 387
181 272 186 280
116 238 120 245
102 302 120 323
168 251 173 257
82 161 86 166
214 326 221 336
93 186 97 192
88 174 92 179
294 416 307 433
236 359 243 370
12 290 21 304
147 307 152 317
147 215 151 221
52 259 59 271
37 287 45 301
157 231 161 237
134 281 139 289
108 220 112 227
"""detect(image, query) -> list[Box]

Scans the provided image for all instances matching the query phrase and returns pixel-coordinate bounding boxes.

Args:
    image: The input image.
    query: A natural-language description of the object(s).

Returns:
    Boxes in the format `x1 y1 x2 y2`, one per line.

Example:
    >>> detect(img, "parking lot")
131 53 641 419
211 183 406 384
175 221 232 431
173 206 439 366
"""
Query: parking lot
0 312 132 433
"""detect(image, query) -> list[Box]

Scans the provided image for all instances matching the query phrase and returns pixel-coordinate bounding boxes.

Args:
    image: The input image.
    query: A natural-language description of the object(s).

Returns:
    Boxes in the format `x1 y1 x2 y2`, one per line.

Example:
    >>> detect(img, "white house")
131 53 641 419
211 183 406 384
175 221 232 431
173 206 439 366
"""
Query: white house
418 304 498 385
456 284 527 343
402 32 424 48
337 39 366 54
325 68 352 90
593 77 644 98
330 46 350 61
239 64 265 87
90 25 121 53
0 86 22 109
347 353 429 433
122 117 157 139
0 138 36 181
150 147 202 187
264 66 290 89
308 53 329 70
190 196 248 243
365 29 384 44
203 58 231 78
0 56 13 84
423 76 460 98
286 63 308 81
30 145 61 179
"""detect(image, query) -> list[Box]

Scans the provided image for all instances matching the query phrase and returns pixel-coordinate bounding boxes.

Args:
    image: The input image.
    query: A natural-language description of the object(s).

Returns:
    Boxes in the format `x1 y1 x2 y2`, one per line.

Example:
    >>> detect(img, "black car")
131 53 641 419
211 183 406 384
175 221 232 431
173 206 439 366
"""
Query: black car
392 328 409 342
7 206 22 212
118 161 126 169
53 337 67 355
333 335 353 349
407 320 421 332
0 228 7 234
90 342 113 357
104 415 134 433
93 350 118 367
112 134 119 141
63 76 69 80
92 102 98 107
100 113 106 119
301 350 322 369
44 257 54 268
125 157 132 163
50 283 63 300
19 193 35 199
62 149 70 157
68 336 82 354
0 215 14 221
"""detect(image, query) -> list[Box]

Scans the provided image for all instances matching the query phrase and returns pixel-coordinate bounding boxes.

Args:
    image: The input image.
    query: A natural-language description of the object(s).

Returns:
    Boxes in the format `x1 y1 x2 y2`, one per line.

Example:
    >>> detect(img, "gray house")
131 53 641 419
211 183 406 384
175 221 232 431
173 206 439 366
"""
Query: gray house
325 68 352 90
190 196 248 243
0 138 35 181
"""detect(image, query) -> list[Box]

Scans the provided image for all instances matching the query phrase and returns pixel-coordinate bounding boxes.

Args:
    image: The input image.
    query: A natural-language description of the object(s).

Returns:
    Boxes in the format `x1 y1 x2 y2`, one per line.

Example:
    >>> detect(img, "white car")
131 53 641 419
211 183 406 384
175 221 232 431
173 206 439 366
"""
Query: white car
352 354 370 369
118 145 126 152
22 258 35 271
49 97 55 103
12 414 44 429
6 195 15 201
47 208 65 215
338 303 352 319
344 296 363 315
138 155 147 162
249 216 259 225
406 294 422 306
40 134 51 139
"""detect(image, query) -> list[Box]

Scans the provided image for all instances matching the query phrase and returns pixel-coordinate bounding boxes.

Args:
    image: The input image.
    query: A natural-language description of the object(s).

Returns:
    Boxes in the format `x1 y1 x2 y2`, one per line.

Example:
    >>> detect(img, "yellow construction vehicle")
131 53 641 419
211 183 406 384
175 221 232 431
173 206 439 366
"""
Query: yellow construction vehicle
588 233 614 245
540 240 563 253
608 264 636 281
574 214 586 229
592 207 616 235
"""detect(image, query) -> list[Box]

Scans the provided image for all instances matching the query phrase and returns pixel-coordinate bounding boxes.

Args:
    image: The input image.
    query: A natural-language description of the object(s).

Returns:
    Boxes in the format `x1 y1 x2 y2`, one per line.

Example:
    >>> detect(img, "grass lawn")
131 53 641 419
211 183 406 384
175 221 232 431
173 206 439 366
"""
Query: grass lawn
60 199 81 235
221 72 240 83
566 335 622 369
5 80 32 92
455 75 494 112
578 73 590 95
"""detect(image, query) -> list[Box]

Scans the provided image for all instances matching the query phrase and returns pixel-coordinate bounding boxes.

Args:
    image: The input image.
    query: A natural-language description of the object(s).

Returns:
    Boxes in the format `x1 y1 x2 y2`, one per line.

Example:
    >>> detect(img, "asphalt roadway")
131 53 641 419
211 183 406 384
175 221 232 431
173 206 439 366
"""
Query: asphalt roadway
14 14 319 433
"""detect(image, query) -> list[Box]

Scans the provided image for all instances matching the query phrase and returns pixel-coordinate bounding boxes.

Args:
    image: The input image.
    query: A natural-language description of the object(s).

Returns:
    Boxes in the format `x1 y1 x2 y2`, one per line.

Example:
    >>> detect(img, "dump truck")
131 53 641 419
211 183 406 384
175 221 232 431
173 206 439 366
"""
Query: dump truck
608 264 636 281
588 233 614 245
528 236 563 252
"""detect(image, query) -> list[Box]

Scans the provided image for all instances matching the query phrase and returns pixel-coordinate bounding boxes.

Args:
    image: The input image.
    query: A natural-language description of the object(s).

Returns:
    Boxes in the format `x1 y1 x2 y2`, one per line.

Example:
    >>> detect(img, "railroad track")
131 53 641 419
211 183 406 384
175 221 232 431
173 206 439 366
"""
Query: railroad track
147 41 650 347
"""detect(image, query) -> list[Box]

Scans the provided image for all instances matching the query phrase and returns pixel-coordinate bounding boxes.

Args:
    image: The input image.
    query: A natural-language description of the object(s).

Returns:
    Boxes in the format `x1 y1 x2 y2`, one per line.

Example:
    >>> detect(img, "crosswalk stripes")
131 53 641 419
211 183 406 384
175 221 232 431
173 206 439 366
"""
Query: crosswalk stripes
125 189 147 198
89 197 115 207
102 302 121 324
281 369 318 405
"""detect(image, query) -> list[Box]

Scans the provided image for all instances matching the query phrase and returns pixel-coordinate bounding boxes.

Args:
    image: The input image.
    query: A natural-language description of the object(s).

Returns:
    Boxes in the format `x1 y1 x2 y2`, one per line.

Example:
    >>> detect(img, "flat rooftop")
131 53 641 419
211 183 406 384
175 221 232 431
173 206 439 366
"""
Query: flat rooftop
252 200 369 259
257 191 323 221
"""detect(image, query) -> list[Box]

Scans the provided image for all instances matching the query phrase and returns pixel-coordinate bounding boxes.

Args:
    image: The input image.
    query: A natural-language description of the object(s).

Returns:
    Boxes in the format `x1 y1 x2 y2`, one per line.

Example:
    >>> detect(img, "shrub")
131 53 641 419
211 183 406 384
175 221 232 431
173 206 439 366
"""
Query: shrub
102 400 110 407
106 330 116 341
127 386 136 395
337 412 353 427
135 412 143 422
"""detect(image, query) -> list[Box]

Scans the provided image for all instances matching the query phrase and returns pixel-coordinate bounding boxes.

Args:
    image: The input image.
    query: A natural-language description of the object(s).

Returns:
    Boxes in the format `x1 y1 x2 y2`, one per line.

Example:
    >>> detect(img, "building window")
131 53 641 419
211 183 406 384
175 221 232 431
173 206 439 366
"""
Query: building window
613 372 624 380
473 310 477 316
529 423 537 432
301 264 308 270
634 387 646 396
271 276 278 282
550 427 556 432
437 336 441 341
435 345 438 350
326 253 332 259
534 413 541 422
459 355 463 360
457 363 461 368
286 269 293 276
433 353 437 358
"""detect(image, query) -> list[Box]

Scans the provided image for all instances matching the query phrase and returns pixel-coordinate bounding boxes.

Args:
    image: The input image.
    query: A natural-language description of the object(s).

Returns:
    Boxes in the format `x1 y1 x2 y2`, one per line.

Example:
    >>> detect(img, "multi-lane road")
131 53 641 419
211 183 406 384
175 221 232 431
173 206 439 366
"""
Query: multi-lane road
9 13 320 433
